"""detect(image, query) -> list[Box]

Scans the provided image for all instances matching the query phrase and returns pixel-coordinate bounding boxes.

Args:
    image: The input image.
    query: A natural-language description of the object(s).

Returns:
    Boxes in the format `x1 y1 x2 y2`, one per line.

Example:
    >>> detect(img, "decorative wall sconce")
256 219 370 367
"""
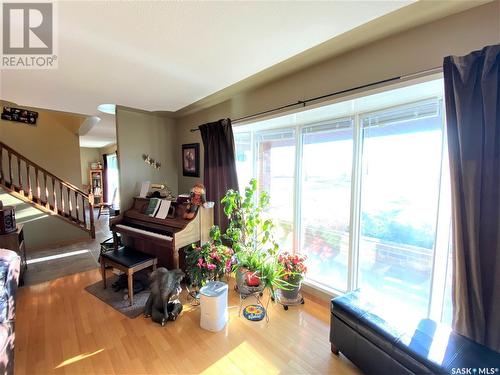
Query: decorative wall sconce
143 154 161 170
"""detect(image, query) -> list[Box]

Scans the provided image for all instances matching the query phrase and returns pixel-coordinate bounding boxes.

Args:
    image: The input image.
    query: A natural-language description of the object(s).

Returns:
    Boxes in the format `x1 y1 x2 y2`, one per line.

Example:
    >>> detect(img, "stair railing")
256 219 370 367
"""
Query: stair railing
0 141 95 238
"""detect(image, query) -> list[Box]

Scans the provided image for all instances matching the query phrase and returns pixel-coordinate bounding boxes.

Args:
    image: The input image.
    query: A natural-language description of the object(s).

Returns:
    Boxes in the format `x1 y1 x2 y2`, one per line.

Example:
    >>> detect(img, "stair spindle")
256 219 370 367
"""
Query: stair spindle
35 167 40 203
67 186 73 220
52 177 57 213
17 157 23 195
43 174 49 209
82 194 87 228
59 183 64 216
75 191 80 223
8 151 12 187
26 164 32 200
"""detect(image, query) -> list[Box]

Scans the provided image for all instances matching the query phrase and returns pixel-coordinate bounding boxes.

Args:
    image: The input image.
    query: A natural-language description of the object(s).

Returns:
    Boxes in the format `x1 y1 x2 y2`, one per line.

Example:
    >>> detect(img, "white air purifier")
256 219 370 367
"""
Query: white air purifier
199 281 228 332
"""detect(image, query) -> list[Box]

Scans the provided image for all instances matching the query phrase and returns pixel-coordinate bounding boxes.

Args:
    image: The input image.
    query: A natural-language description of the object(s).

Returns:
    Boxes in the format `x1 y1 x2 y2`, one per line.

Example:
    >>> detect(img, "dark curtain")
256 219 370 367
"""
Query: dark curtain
443 44 500 352
199 118 239 232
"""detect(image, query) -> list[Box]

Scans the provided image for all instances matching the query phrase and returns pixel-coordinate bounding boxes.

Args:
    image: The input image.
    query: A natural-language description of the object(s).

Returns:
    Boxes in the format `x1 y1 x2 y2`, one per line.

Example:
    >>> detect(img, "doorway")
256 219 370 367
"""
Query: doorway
103 152 120 213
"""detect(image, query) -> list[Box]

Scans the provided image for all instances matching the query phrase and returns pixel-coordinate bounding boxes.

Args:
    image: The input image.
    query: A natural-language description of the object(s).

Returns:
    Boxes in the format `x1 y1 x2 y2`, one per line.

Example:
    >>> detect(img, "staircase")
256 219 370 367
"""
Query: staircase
0 141 95 238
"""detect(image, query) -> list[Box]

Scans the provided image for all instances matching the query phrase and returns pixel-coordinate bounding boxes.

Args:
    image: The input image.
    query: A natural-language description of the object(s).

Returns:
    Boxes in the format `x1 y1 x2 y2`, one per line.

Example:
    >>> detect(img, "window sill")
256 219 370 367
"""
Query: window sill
301 279 344 303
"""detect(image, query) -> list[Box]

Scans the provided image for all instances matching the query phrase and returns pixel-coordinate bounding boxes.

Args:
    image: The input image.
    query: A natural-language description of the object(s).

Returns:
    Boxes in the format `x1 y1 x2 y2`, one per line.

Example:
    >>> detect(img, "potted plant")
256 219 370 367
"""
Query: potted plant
185 226 234 288
221 179 279 291
258 256 293 300
277 252 307 300
232 248 261 287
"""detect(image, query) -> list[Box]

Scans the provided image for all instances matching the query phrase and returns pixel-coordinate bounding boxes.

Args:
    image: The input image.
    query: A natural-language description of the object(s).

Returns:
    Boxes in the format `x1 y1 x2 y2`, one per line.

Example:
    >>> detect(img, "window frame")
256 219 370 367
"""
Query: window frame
232 79 452 323
298 116 355 292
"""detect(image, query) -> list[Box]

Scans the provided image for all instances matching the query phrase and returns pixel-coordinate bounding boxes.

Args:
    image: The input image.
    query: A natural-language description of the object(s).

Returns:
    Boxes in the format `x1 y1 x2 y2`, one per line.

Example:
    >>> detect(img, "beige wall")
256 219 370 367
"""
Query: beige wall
116 108 177 209
175 1 500 193
80 147 101 187
0 104 84 186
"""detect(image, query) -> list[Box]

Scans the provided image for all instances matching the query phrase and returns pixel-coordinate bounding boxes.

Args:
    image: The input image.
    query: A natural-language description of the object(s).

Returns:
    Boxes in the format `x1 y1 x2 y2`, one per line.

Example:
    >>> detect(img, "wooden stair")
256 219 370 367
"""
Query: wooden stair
0 141 95 238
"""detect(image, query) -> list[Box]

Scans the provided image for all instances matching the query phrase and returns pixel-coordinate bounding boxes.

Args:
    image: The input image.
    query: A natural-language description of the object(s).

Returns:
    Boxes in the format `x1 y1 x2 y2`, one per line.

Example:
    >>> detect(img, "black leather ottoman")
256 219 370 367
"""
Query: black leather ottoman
330 290 500 374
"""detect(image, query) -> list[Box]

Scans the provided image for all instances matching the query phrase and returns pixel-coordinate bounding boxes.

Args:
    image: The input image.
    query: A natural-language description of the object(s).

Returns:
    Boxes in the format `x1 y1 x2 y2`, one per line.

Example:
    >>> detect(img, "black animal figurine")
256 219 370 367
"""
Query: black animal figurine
144 267 184 326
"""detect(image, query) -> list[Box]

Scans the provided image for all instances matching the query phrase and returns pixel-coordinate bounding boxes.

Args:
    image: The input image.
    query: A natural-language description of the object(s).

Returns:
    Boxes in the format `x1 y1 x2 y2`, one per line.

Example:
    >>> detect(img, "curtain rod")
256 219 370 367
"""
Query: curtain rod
190 66 442 132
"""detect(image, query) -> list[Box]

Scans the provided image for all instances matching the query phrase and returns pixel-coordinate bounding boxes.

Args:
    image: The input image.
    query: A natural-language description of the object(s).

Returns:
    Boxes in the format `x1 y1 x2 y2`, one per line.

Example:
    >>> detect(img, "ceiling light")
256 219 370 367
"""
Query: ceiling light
97 104 116 115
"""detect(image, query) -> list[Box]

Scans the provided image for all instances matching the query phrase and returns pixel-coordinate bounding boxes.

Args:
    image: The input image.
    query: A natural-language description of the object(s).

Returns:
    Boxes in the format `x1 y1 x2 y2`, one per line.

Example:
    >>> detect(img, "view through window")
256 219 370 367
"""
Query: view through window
234 78 452 324
300 119 353 292
358 101 445 320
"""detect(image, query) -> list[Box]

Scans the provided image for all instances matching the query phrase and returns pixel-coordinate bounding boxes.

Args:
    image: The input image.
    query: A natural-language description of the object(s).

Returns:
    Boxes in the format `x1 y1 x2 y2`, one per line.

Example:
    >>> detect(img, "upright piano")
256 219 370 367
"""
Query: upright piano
110 197 213 270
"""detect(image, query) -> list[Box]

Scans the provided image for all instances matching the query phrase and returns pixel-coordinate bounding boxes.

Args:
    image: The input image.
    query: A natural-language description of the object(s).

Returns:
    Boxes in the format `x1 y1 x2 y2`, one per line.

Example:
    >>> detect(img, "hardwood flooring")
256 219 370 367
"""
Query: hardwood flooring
15 269 361 374
23 210 111 286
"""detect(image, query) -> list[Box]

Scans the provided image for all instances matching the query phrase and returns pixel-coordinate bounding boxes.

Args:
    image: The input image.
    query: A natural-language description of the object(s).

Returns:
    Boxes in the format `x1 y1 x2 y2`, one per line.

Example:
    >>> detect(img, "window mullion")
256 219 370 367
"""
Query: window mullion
294 125 302 254
347 114 362 291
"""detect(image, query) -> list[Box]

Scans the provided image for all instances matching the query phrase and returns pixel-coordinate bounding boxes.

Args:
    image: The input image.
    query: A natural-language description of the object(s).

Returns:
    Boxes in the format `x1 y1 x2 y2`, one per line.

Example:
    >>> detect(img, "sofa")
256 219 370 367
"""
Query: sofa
330 290 500 374
0 249 20 375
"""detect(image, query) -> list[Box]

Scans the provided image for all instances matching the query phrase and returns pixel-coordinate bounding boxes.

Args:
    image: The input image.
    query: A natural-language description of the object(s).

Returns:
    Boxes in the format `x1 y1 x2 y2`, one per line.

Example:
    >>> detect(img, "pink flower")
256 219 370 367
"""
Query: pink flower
210 252 221 262
197 258 204 268
207 263 216 271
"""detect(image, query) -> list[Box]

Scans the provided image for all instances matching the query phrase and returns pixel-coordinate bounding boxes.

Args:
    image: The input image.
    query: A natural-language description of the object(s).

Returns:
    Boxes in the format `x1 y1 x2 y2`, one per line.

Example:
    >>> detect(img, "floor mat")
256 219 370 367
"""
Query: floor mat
85 275 150 318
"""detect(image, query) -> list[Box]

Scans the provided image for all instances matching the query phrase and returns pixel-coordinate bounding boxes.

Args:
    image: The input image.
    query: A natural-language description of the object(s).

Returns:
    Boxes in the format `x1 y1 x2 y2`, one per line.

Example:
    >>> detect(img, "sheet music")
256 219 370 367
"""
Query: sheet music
139 181 150 198
155 200 171 219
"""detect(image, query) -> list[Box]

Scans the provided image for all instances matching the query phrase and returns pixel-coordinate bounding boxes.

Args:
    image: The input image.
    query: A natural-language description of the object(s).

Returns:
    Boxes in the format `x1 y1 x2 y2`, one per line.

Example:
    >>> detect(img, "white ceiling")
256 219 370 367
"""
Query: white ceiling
0 1 414 148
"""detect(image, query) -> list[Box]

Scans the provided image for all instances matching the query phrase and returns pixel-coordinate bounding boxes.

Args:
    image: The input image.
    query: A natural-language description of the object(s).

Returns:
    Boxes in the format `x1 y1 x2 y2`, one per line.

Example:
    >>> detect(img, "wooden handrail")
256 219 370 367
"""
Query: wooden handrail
0 142 88 195
0 141 95 238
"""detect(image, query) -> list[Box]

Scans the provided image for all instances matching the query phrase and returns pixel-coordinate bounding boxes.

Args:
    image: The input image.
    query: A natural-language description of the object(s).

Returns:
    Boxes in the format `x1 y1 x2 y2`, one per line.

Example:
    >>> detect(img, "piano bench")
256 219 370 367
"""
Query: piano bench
100 247 157 306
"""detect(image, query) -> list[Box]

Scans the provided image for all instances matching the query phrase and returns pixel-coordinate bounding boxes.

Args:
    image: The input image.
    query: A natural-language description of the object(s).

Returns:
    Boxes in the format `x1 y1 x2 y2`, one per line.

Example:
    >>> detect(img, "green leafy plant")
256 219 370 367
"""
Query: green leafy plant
221 178 279 257
258 259 293 298
221 179 298 298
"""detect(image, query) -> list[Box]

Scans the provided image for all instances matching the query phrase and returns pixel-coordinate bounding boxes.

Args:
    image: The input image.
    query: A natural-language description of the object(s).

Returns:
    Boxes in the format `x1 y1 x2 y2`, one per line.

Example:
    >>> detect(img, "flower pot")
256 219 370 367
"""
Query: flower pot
235 267 247 290
280 280 301 300
245 271 260 287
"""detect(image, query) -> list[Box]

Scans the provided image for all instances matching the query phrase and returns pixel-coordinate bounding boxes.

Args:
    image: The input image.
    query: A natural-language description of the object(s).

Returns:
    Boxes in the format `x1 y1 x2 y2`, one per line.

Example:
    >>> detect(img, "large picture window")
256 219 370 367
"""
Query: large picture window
233 78 452 323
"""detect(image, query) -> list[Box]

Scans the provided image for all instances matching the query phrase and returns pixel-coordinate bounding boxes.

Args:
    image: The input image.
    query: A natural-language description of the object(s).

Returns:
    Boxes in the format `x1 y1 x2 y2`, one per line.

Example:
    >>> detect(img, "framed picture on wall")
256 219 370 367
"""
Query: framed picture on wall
182 143 200 177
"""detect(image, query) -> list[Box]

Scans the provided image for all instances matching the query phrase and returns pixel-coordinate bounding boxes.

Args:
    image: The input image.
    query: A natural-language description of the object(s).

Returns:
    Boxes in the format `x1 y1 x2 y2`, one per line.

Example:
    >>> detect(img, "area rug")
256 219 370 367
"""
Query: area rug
85 275 150 318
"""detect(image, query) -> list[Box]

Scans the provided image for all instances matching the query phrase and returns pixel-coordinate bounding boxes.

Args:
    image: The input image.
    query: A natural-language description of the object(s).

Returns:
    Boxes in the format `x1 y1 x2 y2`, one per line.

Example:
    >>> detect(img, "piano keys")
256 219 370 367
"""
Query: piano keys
110 197 213 270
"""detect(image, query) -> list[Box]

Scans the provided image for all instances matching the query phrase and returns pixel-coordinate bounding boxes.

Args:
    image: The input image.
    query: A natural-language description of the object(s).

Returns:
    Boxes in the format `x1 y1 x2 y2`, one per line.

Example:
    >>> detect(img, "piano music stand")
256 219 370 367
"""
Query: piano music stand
100 247 157 306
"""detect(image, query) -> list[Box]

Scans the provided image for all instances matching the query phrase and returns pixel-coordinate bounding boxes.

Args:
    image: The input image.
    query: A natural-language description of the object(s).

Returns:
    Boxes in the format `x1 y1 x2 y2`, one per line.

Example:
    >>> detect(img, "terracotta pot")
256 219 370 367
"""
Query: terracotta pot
245 271 260 286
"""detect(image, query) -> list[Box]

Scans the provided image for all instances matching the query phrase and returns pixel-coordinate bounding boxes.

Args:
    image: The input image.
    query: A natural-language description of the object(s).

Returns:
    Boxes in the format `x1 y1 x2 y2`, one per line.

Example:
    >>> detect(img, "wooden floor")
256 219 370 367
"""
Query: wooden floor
23 209 111 286
15 269 361 374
